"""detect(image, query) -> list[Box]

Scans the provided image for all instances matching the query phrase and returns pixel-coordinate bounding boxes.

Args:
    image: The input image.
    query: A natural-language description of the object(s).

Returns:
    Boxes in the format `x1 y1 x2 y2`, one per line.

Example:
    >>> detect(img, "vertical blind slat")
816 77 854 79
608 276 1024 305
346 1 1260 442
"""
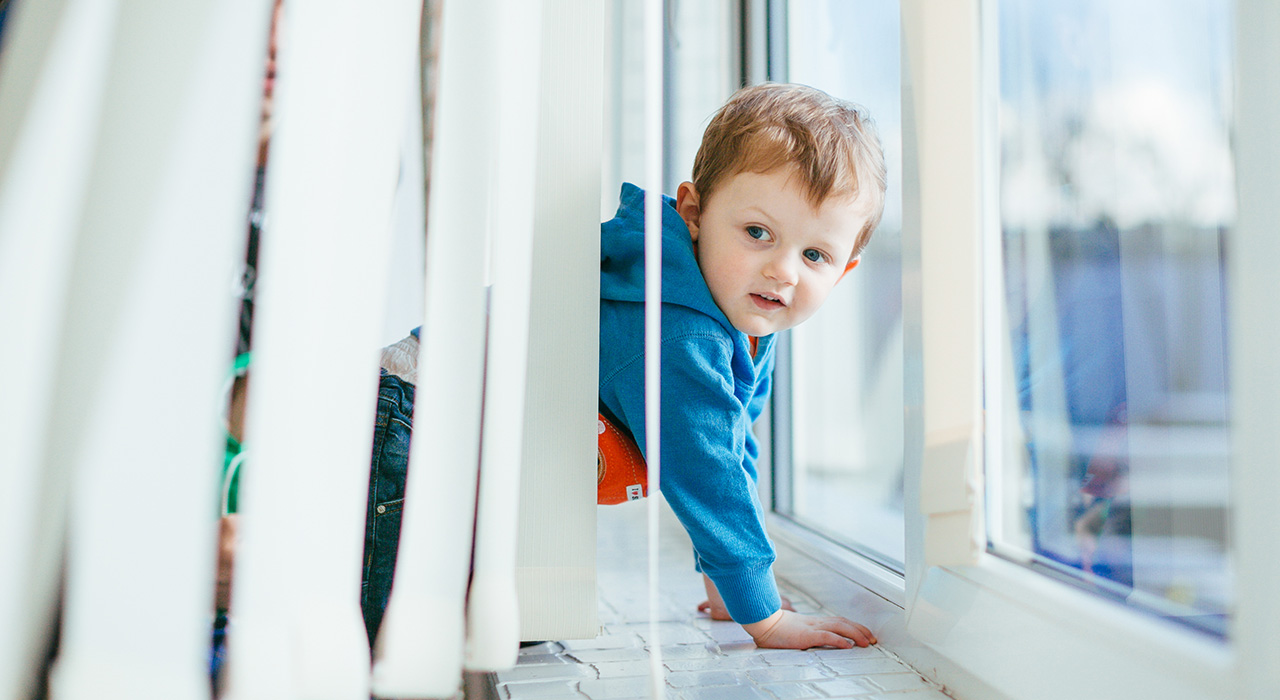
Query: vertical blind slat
0 1 118 697
643 0 665 690
465 0 544 672
369 0 492 695
224 1 423 698
514 0 603 642
45 1 273 698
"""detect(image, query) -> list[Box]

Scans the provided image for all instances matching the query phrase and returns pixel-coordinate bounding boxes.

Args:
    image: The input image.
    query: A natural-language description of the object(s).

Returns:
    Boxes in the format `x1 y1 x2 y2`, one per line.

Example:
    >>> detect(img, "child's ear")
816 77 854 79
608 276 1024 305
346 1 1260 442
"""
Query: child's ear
838 256 861 283
675 181 702 241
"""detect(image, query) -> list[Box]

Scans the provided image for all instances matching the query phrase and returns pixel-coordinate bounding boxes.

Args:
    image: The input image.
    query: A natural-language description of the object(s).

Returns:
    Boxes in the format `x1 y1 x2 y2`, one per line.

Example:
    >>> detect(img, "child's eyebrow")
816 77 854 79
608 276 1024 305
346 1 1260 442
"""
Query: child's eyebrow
739 205 777 224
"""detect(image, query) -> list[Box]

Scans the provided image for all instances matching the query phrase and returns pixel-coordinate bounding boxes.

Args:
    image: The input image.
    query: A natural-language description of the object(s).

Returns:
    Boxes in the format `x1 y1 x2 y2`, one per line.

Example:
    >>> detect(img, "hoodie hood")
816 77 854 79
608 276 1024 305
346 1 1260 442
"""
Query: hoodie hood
600 183 737 337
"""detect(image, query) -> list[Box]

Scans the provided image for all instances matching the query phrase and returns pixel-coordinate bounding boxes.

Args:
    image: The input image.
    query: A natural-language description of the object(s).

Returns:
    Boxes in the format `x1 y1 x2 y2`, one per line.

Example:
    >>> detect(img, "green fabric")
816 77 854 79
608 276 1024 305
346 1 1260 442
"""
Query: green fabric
222 435 242 515
220 352 252 515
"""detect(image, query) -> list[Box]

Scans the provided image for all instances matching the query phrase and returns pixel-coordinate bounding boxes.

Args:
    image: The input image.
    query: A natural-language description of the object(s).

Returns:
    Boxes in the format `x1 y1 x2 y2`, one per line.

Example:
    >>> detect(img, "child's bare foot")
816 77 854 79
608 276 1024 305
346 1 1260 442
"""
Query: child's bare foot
697 573 795 620
697 594 794 621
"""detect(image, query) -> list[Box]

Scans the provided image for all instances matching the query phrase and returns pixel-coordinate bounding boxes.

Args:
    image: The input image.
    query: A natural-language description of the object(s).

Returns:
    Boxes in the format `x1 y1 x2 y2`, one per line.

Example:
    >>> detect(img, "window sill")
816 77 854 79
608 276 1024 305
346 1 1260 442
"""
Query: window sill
767 514 906 609
906 555 1233 700
767 514 1008 699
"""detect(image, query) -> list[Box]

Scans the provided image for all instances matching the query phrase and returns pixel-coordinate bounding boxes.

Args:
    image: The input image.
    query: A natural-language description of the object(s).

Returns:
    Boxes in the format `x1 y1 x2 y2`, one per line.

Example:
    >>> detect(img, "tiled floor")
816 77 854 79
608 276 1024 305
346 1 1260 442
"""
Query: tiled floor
492 501 951 700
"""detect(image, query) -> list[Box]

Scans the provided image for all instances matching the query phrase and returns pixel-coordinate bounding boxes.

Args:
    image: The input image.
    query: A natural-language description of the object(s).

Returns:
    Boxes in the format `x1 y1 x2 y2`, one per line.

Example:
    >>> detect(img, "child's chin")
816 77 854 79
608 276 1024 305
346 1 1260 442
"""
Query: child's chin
732 319 782 337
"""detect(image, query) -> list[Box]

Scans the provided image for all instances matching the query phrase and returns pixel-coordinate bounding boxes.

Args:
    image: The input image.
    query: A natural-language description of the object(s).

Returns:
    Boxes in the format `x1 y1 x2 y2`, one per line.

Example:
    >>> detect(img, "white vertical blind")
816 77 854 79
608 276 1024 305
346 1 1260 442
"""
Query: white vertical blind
0 1 120 698
224 1 423 698
515 0 603 643
23 1 274 698
369 0 492 694
465 0 545 673
643 0 665 693
0 0 610 694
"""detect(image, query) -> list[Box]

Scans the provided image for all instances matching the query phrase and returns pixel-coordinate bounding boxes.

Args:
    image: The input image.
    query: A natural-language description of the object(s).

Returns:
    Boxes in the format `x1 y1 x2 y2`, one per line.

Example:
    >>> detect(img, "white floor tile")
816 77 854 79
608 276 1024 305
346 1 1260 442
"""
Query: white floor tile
865 673 934 693
757 681 827 700
493 501 951 700
503 678 587 699
745 665 832 683
664 669 749 688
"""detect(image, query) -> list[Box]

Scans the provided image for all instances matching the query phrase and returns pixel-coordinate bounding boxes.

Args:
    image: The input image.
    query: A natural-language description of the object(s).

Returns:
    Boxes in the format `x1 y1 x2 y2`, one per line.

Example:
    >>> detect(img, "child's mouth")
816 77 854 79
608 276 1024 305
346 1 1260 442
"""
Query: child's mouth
751 293 786 310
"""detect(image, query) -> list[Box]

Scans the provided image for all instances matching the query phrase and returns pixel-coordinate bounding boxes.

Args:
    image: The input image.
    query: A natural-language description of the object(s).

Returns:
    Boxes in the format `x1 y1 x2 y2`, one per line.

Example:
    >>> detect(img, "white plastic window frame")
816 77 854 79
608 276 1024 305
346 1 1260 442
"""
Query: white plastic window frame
750 0 912 609
895 1 1280 699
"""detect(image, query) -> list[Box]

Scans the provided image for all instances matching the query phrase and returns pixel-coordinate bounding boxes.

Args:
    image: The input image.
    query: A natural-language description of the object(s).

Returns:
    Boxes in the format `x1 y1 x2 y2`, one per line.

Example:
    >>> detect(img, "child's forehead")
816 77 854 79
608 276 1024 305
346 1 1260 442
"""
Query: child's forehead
717 167 865 217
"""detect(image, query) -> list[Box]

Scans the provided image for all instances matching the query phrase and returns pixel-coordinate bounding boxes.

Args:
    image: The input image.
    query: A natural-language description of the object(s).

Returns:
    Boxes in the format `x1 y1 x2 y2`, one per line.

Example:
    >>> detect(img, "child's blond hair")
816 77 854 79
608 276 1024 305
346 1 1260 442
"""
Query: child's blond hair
691 83 887 257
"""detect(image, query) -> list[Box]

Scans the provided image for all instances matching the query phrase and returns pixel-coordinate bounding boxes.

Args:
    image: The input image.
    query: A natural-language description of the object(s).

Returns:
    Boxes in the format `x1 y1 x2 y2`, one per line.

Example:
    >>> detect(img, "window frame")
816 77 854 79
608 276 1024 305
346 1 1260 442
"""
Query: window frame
1225 0 1280 694
764 0 1280 698
894 0 1277 698
761 0 909 581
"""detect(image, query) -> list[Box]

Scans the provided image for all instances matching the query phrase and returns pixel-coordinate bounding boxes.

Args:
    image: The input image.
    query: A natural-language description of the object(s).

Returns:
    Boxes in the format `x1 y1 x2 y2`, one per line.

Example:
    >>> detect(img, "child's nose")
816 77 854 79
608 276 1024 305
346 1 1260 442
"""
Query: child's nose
763 253 799 285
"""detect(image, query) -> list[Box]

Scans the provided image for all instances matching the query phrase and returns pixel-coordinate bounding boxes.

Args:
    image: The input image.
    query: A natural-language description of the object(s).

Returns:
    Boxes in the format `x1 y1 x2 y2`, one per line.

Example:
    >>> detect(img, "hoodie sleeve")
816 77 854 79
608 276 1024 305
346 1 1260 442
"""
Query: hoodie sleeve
741 350 773 484
599 319 781 625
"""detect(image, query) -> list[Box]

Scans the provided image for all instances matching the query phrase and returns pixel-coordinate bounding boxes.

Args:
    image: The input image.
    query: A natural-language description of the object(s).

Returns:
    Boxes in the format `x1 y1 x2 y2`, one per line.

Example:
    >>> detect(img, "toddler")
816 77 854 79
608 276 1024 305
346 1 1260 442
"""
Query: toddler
598 82 886 649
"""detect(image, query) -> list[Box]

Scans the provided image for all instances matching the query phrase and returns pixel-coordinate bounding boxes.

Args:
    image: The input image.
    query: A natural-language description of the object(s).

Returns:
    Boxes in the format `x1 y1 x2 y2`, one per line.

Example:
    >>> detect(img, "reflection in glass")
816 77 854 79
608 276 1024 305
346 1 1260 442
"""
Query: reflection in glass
603 0 735 208
989 0 1233 633
783 0 904 567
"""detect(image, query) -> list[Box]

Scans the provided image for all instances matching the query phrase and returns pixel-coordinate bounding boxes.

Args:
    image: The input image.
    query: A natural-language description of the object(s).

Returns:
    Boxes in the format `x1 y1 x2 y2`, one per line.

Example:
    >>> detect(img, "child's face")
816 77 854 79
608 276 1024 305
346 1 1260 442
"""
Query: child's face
676 167 869 337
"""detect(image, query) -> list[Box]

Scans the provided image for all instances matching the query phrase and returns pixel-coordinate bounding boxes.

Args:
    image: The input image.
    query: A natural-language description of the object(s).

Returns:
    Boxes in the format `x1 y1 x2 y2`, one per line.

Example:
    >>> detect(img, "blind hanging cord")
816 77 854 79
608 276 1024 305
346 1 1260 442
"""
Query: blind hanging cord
643 0 664 695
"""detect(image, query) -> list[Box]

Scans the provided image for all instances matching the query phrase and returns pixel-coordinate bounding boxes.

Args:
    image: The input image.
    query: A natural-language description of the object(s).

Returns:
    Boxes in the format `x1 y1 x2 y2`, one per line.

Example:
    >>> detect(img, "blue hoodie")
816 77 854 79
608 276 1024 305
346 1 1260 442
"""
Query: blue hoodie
599 183 781 624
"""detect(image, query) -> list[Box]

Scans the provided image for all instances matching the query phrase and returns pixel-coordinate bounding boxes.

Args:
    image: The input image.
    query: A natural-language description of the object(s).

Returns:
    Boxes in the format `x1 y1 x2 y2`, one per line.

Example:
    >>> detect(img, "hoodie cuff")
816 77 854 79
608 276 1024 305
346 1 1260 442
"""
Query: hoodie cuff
709 565 781 625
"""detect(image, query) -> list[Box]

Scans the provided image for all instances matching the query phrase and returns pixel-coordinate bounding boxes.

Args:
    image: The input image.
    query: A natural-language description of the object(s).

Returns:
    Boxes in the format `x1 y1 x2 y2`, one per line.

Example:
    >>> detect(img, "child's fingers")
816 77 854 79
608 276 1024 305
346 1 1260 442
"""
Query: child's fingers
749 611 879 650
823 617 876 646
813 630 854 649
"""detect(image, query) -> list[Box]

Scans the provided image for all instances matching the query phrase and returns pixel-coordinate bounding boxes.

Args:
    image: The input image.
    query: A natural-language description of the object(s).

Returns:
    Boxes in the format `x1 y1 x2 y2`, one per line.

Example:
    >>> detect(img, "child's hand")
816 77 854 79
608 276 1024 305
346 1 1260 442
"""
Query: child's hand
742 610 877 650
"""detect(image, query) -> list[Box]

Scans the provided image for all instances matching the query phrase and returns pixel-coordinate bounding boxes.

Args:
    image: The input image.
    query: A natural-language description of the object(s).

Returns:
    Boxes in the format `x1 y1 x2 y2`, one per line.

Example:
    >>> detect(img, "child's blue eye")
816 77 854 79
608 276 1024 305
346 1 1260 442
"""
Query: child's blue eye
746 226 768 240
803 249 825 263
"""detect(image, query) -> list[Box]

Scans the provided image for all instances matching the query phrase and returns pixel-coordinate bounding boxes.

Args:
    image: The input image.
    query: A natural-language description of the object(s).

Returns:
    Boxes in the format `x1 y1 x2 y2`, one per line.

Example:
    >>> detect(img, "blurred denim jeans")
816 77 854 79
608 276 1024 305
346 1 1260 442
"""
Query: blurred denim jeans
361 371 415 645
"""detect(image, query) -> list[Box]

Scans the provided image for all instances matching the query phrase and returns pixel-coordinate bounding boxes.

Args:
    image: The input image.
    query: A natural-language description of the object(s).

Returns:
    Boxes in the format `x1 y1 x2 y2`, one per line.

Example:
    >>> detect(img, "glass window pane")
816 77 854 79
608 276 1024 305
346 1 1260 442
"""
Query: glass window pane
783 0 905 567
602 0 735 214
988 0 1233 634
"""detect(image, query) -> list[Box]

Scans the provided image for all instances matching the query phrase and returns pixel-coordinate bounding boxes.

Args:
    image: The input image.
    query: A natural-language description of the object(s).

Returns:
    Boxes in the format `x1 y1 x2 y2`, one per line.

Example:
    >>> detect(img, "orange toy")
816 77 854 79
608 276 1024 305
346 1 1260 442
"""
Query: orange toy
597 413 648 504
